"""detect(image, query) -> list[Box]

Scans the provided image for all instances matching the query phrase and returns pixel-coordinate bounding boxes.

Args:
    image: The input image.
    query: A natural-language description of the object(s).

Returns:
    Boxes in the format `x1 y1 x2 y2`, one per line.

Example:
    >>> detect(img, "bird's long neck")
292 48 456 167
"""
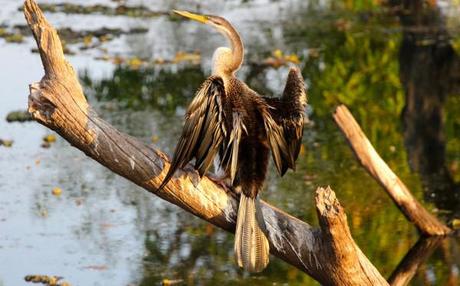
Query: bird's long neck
213 24 243 77
225 25 244 72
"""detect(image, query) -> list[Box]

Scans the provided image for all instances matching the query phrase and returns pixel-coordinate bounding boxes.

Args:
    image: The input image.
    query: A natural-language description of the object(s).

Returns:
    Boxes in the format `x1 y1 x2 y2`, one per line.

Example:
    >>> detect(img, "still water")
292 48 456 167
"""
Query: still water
0 0 459 285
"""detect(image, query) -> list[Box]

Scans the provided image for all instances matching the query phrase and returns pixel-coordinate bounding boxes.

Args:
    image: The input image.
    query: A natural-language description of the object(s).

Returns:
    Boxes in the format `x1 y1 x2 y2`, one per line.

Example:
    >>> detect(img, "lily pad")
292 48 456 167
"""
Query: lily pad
6 110 33 122
0 139 13 147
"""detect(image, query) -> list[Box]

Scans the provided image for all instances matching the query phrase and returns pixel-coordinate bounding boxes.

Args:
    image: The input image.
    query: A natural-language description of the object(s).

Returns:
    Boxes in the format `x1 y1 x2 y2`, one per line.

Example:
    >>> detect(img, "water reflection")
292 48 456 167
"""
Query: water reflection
395 0 460 214
82 66 205 113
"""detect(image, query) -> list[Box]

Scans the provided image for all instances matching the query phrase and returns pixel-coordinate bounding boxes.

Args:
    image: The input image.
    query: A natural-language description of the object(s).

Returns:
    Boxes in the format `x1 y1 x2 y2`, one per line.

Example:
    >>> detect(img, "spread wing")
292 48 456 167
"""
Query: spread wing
263 67 307 176
159 76 228 189
219 111 246 183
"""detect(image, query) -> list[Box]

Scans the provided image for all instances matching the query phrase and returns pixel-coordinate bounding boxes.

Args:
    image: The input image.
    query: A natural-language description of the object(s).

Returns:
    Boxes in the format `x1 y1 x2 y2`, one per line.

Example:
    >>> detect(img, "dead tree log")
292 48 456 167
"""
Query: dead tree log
23 0 389 284
333 104 451 236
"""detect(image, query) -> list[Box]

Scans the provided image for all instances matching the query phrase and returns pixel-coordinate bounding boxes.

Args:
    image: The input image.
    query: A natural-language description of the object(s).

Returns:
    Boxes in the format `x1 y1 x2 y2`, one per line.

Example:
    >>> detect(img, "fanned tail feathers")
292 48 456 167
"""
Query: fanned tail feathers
234 194 270 273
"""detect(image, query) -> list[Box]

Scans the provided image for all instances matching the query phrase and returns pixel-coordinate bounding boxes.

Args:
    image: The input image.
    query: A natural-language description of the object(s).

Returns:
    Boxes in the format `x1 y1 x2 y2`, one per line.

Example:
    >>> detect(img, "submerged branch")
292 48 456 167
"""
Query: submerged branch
23 0 389 284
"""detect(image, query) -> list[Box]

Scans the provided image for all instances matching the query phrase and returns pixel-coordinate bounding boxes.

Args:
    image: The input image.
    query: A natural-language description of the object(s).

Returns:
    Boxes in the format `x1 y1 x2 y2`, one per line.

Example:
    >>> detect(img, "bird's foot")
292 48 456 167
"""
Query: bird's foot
208 174 230 191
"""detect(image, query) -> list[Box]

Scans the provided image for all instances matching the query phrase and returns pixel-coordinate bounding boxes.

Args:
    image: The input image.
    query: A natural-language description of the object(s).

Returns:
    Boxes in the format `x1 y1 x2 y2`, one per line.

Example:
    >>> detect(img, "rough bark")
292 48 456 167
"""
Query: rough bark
333 104 451 236
23 0 388 285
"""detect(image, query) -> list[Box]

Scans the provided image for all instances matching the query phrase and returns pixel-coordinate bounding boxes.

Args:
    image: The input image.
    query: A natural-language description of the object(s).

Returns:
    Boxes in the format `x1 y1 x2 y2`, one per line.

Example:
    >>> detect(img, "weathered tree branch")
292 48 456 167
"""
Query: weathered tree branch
22 0 391 284
333 104 451 236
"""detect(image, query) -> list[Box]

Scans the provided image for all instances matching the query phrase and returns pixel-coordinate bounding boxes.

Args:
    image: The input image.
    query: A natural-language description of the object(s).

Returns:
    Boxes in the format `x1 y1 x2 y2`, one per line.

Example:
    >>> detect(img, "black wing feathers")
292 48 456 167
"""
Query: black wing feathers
264 67 307 176
220 112 246 183
159 77 227 189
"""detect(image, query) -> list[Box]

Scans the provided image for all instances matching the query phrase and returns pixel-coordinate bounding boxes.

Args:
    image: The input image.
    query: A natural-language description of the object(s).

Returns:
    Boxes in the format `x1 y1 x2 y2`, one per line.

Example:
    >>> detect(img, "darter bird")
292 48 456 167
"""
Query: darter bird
159 10 307 273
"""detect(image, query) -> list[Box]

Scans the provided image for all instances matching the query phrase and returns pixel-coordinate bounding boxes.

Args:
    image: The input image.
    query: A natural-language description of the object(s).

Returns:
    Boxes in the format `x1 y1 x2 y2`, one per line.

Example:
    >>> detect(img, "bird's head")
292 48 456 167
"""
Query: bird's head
173 10 244 76
173 10 233 36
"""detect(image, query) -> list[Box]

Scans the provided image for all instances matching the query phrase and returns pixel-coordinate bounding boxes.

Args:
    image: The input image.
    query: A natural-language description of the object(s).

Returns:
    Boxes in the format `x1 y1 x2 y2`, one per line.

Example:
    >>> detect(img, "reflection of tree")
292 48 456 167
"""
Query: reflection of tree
138 212 321 285
140 218 237 285
388 236 444 286
81 65 206 113
391 0 460 213
299 9 405 128
397 236 460 286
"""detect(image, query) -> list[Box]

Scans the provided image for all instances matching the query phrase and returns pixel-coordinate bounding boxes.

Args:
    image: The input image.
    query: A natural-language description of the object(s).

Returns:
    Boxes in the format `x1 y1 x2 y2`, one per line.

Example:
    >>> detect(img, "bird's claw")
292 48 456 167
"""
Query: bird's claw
208 174 230 191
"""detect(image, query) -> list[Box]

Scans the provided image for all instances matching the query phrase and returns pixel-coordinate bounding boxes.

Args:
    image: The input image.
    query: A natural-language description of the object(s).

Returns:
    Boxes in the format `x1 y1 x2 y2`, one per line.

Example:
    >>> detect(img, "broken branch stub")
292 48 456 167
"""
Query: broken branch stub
313 187 389 286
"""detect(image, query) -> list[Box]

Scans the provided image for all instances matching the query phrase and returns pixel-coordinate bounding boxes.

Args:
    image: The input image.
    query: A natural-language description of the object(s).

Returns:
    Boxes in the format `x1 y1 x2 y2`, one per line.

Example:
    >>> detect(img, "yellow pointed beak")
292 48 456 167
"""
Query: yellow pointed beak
173 10 208 24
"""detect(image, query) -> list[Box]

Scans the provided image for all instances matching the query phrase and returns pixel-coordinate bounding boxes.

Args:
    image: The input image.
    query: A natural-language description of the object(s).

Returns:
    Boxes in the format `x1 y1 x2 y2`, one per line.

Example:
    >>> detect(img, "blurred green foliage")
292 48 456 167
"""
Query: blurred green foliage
342 0 382 11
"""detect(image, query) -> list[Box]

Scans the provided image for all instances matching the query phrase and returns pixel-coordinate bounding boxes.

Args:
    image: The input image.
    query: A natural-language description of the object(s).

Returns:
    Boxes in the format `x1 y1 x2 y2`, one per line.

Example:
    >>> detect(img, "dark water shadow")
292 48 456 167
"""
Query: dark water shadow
393 0 460 215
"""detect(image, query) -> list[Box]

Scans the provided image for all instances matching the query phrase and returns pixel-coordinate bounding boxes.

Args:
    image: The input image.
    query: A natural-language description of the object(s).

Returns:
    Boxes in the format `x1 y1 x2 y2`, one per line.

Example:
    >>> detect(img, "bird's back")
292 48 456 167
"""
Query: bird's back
222 77 270 139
